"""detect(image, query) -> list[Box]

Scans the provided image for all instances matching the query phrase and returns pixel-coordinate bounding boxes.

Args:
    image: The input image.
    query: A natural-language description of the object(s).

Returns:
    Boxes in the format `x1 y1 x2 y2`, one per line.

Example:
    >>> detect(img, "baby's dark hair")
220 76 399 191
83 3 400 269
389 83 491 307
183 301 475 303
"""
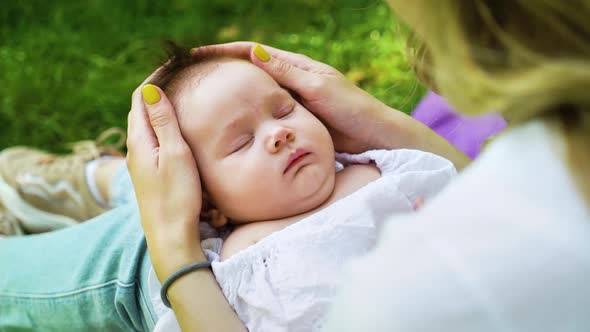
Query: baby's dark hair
148 41 229 107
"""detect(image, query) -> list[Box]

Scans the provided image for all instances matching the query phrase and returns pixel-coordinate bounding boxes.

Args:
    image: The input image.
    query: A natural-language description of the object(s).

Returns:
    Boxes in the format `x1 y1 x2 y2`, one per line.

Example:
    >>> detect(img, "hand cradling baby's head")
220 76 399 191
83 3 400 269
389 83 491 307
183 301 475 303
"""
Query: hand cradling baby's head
149 43 336 225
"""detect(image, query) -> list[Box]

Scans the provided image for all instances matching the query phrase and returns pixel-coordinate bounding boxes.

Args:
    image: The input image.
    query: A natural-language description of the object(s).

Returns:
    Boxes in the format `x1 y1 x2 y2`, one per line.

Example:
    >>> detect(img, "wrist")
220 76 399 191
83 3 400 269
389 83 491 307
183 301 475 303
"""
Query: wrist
369 102 471 170
147 234 207 282
160 261 212 307
380 107 472 170
152 249 208 283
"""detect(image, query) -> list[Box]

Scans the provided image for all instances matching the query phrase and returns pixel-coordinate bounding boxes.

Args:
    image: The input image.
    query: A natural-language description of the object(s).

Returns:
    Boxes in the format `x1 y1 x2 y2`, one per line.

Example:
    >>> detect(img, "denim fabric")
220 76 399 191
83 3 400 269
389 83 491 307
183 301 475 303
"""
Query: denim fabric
0 163 156 331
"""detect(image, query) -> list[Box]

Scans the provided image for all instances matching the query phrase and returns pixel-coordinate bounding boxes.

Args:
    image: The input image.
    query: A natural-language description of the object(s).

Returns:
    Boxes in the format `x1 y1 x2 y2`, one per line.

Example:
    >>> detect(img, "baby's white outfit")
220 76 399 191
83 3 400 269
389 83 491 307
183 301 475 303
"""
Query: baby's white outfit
148 149 457 332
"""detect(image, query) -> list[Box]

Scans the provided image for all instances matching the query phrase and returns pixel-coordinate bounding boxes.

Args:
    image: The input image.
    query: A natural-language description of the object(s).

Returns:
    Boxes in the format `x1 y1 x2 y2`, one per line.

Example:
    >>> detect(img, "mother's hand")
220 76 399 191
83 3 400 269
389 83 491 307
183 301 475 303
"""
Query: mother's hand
127 77 204 280
194 42 391 153
194 42 470 169
126 67 246 332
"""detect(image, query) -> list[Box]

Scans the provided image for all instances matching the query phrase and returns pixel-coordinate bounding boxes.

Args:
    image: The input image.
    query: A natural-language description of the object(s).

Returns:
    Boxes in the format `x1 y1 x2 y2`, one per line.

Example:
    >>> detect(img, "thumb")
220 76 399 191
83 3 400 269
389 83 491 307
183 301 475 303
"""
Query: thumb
141 84 183 149
251 44 316 94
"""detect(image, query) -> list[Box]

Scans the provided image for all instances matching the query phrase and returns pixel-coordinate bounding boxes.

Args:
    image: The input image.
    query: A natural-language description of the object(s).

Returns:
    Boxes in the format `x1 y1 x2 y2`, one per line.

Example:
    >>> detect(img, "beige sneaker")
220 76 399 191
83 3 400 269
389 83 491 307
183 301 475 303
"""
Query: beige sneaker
0 128 126 233
0 200 24 236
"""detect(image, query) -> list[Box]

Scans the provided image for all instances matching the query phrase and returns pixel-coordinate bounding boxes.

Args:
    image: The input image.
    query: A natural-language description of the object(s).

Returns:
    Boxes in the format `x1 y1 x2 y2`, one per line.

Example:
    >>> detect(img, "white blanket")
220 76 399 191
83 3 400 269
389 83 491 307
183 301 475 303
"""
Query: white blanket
149 149 456 332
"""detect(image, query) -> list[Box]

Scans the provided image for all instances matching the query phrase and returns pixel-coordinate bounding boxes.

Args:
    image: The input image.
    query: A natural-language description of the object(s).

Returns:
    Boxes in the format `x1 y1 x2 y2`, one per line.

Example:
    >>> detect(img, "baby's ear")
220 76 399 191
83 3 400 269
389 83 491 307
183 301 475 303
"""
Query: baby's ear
207 209 229 228
200 192 229 228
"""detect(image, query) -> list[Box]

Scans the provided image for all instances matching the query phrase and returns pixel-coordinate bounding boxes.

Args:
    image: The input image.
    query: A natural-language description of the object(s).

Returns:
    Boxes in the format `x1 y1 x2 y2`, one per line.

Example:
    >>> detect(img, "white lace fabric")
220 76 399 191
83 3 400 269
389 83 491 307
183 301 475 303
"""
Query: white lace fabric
149 149 457 332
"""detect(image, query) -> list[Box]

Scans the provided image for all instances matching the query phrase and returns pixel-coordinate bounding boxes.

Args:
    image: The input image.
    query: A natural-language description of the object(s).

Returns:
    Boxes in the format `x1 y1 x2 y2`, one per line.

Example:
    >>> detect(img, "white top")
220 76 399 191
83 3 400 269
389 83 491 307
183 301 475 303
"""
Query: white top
149 148 457 332
322 121 590 332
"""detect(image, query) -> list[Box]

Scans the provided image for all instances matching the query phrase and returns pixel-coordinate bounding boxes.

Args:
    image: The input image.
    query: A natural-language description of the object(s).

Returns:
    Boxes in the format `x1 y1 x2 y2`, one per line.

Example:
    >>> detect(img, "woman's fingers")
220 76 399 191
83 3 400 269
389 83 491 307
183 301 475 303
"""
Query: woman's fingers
192 42 334 73
127 85 157 163
140 84 184 151
249 45 320 96
191 41 254 60
127 66 171 160
257 46 335 74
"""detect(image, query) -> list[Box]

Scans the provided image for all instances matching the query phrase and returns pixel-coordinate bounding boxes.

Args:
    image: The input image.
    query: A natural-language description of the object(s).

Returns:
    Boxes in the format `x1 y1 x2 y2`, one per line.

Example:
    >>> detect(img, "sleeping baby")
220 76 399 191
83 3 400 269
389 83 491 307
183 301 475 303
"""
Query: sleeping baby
145 45 456 332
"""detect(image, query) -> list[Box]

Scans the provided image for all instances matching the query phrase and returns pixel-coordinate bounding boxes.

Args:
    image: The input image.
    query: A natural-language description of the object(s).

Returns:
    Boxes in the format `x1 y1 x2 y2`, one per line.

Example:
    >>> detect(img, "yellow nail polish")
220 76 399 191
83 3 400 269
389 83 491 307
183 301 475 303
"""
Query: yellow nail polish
142 84 161 105
253 44 270 62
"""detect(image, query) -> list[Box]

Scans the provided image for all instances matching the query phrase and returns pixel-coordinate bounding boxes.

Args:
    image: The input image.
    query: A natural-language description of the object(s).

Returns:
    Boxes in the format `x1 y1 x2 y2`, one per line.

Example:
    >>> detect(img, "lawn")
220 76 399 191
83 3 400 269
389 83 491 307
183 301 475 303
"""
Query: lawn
1 0 424 151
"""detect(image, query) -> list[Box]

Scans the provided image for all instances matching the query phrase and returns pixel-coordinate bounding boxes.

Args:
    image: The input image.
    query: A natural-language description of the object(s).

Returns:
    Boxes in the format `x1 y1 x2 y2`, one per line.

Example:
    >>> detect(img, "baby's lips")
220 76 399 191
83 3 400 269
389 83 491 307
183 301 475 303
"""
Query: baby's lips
284 149 311 174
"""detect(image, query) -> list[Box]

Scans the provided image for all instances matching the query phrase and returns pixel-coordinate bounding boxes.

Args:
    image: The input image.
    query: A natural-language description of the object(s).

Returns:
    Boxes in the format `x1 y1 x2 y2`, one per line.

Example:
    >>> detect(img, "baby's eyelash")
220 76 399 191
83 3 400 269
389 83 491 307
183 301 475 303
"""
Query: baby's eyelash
232 136 253 153
278 106 296 119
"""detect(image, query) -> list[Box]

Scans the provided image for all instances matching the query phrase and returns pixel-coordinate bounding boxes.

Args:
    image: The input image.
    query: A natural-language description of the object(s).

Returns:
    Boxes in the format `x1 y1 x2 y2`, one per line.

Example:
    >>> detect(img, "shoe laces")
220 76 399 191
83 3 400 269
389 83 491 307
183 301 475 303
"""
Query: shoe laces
67 127 127 159
36 128 127 173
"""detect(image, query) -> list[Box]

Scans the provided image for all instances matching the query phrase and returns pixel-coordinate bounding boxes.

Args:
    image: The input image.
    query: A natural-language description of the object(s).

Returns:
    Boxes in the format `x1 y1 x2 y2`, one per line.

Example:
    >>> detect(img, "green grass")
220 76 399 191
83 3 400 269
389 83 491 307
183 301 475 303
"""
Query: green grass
1 0 424 151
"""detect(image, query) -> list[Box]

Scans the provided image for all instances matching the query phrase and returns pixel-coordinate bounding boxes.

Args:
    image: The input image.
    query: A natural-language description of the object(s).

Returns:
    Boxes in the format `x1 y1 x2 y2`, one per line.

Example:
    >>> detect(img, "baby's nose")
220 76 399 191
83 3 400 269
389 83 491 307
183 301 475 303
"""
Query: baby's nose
268 127 295 152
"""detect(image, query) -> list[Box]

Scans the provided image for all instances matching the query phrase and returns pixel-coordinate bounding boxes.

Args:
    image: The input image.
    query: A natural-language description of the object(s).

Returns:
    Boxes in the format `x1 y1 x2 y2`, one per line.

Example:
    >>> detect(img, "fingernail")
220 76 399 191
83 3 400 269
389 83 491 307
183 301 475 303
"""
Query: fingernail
142 84 161 105
253 44 270 62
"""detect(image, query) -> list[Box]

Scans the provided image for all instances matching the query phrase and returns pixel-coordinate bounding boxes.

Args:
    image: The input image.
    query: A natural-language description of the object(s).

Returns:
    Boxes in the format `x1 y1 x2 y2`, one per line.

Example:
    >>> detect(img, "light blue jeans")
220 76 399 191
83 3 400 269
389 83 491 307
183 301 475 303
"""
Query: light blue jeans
0 164 157 331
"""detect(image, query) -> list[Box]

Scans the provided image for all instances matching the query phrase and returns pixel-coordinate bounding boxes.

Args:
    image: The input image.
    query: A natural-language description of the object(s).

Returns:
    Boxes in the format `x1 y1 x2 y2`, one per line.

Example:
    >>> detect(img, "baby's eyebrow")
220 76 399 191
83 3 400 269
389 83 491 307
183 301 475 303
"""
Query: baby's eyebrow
264 89 291 106
216 116 245 144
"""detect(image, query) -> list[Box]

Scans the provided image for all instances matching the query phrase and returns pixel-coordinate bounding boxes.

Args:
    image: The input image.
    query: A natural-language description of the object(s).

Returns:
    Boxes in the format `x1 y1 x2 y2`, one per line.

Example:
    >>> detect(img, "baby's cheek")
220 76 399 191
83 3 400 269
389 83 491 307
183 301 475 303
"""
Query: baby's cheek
219 165 260 197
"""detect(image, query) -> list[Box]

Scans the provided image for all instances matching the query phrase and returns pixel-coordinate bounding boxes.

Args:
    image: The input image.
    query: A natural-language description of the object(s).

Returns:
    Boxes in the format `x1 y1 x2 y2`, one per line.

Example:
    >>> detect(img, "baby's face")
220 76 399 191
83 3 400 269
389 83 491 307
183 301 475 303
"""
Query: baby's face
177 60 336 223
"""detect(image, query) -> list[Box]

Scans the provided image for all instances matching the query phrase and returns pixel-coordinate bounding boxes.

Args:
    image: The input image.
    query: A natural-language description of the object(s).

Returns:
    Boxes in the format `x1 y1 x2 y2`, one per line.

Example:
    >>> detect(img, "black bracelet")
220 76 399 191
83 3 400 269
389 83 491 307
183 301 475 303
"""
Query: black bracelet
160 261 212 308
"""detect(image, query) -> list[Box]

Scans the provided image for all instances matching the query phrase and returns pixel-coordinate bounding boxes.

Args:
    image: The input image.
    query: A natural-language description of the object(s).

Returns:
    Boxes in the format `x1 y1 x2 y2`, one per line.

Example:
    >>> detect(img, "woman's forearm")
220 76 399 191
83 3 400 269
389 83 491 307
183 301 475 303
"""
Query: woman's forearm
414 121 471 171
375 103 471 171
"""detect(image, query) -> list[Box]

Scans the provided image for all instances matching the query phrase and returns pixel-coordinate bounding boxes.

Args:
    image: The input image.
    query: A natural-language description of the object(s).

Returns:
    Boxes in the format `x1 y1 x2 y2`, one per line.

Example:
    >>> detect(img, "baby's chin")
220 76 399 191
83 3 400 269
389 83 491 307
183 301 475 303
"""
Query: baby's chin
292 164 336 204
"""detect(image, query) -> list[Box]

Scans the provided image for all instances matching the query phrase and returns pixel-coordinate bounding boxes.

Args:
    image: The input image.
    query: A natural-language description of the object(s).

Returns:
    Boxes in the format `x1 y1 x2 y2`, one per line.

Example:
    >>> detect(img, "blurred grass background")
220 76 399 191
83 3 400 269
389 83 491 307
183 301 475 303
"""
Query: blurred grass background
1 0 424 151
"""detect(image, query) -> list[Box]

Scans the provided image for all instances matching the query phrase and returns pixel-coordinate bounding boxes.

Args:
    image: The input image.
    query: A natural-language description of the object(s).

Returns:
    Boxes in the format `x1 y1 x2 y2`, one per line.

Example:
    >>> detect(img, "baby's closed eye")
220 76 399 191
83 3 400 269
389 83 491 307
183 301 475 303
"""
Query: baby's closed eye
230 135 254 154
275 105 295 119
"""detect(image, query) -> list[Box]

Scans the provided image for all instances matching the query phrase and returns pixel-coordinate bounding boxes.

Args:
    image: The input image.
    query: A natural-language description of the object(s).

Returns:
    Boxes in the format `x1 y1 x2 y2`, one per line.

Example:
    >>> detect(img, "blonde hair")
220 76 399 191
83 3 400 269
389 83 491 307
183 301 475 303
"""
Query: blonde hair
403 0 590 202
